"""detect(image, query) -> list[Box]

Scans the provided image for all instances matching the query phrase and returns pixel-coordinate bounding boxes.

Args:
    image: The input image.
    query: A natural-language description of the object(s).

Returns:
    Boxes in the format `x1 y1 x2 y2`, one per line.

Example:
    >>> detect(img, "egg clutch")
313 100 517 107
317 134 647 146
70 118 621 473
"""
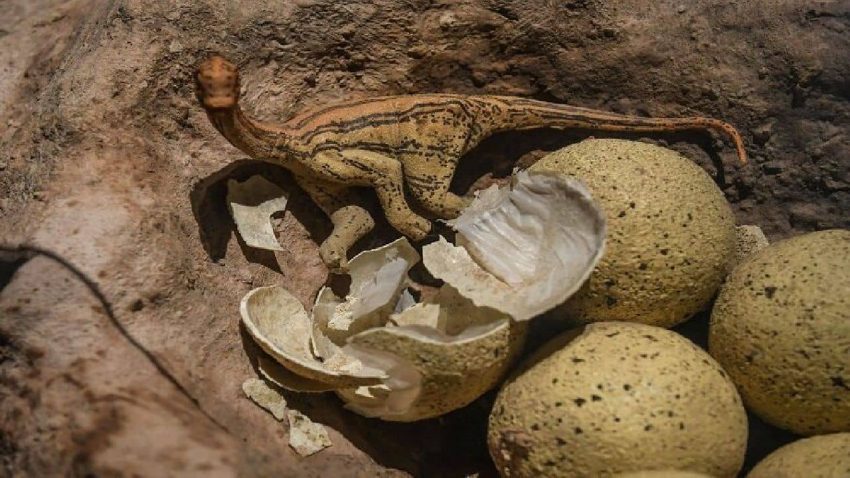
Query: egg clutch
233 139 850 477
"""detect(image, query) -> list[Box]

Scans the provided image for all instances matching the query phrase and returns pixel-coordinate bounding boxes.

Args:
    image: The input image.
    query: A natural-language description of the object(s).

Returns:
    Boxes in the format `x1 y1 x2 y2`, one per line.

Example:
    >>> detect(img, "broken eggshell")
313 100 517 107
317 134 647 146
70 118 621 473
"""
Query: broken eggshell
337 285 527 422
311 238 420 356
226 175 289 251
242 378 288 420
239 238 528 421
238 171 603 420
287 409 333 457
240 285 386 389
239 239 422 397
423 170 606 321
256 355 337 393
308 238 529 421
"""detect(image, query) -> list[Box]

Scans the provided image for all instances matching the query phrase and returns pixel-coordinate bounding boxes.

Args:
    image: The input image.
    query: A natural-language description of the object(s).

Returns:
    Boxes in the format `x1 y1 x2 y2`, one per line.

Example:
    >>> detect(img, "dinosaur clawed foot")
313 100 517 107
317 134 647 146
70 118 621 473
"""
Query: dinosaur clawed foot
319 239 349 273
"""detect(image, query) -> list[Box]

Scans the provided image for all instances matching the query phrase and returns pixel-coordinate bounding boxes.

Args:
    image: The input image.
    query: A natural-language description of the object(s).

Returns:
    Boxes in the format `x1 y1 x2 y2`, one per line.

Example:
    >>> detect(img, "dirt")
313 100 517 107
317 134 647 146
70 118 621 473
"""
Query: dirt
0 0 848 476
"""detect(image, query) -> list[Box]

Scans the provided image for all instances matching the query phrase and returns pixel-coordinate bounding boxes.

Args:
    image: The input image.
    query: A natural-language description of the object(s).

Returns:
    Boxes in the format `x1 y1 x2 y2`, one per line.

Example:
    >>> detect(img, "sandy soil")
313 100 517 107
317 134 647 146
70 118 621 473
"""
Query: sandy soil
1 0 848 476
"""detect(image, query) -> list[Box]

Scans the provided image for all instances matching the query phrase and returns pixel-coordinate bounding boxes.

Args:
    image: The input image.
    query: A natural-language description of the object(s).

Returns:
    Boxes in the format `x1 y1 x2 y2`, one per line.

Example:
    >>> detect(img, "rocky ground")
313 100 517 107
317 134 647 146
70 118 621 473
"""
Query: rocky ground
1 0 848 476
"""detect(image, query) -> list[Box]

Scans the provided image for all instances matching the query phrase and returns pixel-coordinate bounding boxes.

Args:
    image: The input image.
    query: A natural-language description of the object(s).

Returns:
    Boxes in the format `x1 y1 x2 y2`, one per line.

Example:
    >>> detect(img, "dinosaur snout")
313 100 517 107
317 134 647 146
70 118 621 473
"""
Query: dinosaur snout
196 55 240 110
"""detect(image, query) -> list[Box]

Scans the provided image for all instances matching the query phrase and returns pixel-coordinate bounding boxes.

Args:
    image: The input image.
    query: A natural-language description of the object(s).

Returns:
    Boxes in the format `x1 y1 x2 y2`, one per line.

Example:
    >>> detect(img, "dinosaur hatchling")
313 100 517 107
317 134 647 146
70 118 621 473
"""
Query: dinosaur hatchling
196 55 747 270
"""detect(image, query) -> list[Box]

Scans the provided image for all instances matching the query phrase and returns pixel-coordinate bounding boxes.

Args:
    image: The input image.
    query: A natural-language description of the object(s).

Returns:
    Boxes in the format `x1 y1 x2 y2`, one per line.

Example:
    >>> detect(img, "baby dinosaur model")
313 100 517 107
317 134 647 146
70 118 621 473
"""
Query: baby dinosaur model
196 56 748 270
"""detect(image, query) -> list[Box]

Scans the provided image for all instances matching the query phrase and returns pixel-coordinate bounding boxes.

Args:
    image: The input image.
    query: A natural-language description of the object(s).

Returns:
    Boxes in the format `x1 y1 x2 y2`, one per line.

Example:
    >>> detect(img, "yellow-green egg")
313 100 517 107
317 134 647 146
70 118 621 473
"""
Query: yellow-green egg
488 322 747 477
530 139 735 327
616 471 715 478
747 433 850 478
709 229 850 435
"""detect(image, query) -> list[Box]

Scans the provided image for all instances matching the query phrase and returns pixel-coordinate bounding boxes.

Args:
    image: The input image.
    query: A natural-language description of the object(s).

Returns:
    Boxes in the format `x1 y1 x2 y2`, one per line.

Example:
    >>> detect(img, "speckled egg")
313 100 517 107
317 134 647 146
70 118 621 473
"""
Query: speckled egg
530 139 735 327
488 322 748 478
747 433 850 478
616 471 715 478
709 229 850 435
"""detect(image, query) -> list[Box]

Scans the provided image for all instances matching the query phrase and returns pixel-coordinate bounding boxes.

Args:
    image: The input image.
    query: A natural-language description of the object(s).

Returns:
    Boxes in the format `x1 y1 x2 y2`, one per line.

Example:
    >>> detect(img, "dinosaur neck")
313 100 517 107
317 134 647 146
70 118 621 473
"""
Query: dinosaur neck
206 106 292 163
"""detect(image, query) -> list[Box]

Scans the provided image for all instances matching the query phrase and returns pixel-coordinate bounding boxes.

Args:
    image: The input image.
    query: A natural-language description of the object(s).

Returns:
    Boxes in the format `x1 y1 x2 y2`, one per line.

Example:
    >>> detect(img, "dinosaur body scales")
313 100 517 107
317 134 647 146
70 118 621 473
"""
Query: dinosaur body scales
196 56 747 270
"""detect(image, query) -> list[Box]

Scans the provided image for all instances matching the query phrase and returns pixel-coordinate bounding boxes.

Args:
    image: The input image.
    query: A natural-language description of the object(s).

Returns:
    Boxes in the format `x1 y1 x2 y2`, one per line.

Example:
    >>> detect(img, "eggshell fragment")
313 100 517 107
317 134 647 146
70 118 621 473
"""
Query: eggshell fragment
242 378 288 420
388 302 441 329
311 238 419 354
240 285 385 388
423 171 606 321
287 410 332 457
256 355 337 393
226 175 288 251
335 345 423 420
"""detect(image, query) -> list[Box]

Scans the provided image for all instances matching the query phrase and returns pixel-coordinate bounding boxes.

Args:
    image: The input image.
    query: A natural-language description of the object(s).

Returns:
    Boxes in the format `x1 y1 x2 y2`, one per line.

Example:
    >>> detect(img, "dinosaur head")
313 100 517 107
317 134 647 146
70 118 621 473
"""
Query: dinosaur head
196 56 240 110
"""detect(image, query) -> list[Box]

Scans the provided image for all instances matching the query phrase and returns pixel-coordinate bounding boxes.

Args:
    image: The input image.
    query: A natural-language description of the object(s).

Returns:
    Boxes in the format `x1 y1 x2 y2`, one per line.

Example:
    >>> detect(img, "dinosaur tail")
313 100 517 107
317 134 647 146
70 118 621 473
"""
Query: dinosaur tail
483 97 748 165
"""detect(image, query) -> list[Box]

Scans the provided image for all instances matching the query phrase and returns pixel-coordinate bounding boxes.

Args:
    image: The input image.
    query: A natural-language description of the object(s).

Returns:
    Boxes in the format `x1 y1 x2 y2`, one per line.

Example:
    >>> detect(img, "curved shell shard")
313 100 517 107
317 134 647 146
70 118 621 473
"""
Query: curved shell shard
336 345 423 419
256 355 337 393
424 171 606 321
240 285 385 388
226 175 289 251
339 314 524 422
311 238 420 359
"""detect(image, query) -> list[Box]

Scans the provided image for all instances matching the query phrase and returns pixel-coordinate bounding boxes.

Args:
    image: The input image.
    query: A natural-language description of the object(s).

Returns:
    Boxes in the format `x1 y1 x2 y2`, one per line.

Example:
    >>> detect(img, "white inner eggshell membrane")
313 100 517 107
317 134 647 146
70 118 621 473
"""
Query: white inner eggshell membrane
423 170 606 321
311 238 420 361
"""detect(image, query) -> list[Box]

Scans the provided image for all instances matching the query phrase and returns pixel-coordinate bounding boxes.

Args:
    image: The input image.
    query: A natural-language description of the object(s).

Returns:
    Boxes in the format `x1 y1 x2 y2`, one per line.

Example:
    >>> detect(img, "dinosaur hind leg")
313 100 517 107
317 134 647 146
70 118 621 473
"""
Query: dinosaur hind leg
294 174 375 271
313 149 432 241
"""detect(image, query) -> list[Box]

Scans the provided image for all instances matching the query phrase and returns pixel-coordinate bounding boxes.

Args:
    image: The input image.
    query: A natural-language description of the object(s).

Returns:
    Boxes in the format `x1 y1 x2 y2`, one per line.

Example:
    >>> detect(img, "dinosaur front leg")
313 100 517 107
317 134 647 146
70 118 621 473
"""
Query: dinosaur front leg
408 174 471 219
403 151 472 219
293 174 375 271
310 150 432 241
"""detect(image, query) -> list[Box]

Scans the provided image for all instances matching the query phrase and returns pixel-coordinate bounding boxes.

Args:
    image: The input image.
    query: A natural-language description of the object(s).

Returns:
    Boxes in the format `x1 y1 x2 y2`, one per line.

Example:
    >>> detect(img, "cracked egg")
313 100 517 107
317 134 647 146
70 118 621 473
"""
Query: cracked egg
240 172 606 421
241 238 528 421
